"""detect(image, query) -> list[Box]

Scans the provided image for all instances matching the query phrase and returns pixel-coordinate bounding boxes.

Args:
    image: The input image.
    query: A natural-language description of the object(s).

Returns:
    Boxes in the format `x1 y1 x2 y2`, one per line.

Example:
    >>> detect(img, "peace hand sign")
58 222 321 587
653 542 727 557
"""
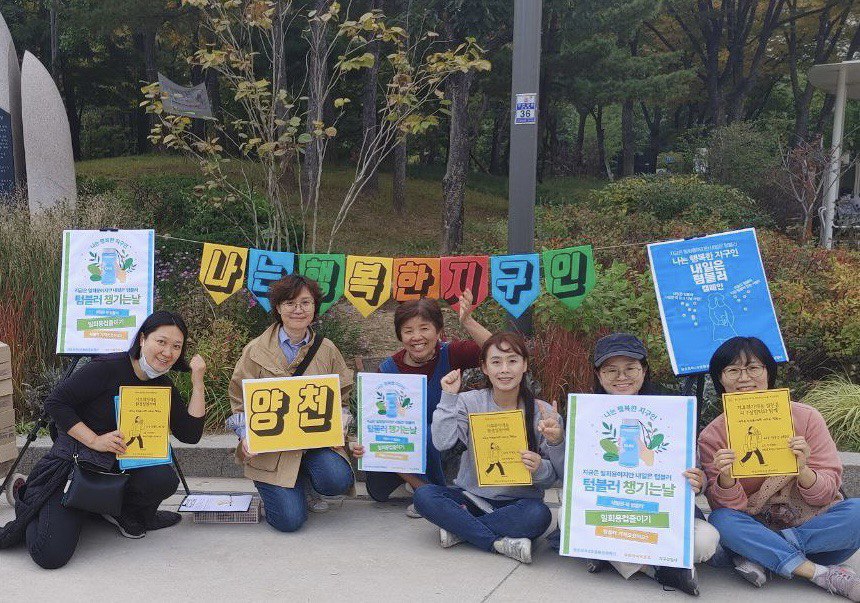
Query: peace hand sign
537 400 563 445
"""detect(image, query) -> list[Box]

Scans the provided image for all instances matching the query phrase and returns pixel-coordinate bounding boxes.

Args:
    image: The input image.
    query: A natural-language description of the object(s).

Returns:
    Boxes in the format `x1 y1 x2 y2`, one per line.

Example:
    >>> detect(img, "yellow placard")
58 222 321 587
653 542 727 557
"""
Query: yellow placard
343 255 392 317
469 410 533 487
723 388 798 478
243 375 344 453
117 386 171 459
199 243 248 305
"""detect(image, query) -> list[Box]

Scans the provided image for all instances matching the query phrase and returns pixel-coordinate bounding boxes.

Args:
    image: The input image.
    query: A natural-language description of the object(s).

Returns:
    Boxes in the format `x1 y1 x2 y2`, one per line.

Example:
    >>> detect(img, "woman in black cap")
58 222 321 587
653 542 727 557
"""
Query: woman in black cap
577 333 720 595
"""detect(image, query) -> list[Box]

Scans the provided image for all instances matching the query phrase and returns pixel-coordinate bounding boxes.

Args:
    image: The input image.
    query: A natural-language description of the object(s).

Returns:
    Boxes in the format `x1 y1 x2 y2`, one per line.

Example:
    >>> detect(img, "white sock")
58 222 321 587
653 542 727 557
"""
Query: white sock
812 564 828 581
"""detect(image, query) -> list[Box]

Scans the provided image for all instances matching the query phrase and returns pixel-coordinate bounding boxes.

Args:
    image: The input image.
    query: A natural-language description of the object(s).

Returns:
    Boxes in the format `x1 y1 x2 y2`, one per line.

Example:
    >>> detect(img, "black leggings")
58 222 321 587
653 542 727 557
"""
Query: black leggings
26 464 179 569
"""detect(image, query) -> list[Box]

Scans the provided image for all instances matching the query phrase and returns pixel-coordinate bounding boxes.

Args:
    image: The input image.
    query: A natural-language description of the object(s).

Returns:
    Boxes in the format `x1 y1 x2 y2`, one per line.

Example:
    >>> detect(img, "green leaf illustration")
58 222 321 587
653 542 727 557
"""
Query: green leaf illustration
648 433 664 450
122 258 134 270
600 438 619 454
603 453 619 462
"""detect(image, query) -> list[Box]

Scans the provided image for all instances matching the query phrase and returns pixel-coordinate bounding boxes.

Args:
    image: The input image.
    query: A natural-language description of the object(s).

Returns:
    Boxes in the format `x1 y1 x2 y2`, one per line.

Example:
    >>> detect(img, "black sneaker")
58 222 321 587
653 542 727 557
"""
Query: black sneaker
586 559 610 573
145 510 182 531
654 566 700 596
102 514 146 539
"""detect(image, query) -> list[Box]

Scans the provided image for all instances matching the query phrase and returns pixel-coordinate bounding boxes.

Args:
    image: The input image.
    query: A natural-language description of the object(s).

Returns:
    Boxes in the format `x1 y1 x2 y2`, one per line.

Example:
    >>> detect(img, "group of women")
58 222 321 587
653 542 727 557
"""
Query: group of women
1 274 858 601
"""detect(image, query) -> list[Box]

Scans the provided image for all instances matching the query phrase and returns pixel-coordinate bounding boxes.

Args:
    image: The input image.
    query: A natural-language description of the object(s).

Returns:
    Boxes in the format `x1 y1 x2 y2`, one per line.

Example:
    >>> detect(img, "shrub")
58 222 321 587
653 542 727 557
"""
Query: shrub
704 121 781 197
592 174 773 229
802 375 860 452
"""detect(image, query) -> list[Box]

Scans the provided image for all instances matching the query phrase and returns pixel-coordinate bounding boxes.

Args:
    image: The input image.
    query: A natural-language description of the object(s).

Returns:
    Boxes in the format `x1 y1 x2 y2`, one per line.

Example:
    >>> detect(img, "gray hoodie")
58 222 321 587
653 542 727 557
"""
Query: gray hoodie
432 388 566 501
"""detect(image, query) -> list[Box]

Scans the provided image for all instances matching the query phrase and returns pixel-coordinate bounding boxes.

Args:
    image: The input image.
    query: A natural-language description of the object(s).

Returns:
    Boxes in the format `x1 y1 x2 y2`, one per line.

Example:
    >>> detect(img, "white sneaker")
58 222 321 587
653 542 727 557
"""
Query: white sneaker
812 565 860 601
440 528 463 548
493 537 532 564
733 557 769 587
406 503 422 518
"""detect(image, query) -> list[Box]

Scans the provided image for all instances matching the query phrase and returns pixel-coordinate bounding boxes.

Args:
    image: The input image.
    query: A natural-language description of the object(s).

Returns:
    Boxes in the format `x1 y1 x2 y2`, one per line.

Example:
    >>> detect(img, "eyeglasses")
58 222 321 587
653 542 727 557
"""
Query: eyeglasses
281 300 314 312
599 366 643 380
722 365 765 381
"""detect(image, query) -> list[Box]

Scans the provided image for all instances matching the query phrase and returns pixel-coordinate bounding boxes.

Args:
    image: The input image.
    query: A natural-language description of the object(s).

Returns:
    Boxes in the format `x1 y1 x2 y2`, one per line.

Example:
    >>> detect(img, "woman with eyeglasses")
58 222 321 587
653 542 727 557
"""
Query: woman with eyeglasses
577 333 720 596
227 275 355 533
699 336 860 600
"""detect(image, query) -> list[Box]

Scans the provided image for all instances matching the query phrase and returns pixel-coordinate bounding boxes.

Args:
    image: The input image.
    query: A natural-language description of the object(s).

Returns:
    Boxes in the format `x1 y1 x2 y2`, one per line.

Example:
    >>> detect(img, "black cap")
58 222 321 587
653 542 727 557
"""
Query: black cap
594 333 647 367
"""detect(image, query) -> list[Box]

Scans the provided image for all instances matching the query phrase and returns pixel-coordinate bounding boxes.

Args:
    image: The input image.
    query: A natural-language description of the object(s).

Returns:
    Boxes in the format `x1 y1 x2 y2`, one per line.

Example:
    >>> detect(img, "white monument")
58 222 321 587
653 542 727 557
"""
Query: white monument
21 51 77 212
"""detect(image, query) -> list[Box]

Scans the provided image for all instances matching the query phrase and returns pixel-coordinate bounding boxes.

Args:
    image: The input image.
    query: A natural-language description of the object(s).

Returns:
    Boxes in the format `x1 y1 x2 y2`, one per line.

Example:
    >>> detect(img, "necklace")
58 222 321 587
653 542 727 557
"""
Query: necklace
405 348 438 366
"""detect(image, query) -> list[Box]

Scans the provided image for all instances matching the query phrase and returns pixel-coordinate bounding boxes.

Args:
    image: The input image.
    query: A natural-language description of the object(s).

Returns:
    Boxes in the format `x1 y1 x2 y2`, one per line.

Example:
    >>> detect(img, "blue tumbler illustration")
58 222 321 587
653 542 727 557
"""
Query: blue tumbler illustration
619 418 641 468
385 392 399 418
101 248 118 285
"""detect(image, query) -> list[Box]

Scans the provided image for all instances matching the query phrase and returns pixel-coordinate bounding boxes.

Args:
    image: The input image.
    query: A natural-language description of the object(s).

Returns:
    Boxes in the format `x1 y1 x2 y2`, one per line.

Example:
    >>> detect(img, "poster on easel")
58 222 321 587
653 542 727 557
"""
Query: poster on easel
56 230 154 354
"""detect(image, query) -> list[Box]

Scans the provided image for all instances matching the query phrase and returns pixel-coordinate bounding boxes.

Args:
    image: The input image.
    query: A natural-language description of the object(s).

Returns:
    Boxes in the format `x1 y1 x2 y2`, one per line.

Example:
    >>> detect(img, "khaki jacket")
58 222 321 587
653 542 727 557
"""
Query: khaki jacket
228 324 354 489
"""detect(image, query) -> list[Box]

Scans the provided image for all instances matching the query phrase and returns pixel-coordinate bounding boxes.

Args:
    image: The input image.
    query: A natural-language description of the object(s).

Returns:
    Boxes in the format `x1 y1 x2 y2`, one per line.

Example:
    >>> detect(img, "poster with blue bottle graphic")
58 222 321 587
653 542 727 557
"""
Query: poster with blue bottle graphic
559 394 696 569
647 228 788 376
357 372 426 474
56 230 154 354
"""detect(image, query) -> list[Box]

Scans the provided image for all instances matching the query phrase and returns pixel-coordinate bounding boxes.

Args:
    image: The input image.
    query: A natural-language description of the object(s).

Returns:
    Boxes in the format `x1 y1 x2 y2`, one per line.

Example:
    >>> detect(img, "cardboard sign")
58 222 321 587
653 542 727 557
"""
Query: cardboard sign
56 230 154 354
199 243 248 305
343 255 392 317
116 386 171 460
440 255 489 311
647 228 788 375
392 258 441 301
298 254 345 315
246 249 295 312
357 372 427 474
724 389 798 478
559 394 696 569
542 245 596 310
490 253 541 318
243 374 344 453
469 410 532 487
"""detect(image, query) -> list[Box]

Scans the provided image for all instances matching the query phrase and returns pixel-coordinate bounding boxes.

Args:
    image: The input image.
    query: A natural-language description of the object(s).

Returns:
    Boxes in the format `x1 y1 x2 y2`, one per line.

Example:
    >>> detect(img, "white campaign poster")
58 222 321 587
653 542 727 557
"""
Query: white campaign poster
56 230 155 354
357 372 426 474
559 394 696 569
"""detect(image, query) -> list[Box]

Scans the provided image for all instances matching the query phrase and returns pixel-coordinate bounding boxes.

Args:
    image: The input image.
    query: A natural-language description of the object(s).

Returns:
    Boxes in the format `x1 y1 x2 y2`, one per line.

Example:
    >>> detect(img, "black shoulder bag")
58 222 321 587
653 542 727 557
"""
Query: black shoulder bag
62 453 130 516
292 329 323 377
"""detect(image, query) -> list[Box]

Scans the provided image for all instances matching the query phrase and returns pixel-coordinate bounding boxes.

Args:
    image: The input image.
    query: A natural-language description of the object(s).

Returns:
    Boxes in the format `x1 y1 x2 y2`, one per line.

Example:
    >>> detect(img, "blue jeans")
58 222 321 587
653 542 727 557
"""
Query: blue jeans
412 484 552 551
254 448 354 533
709 499 860 578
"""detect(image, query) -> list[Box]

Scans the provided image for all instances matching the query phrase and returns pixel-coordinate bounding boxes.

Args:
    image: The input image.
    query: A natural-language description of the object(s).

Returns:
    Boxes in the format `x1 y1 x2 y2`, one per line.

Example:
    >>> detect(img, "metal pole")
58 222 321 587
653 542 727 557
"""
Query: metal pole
508 0 542 333
821 65 847 249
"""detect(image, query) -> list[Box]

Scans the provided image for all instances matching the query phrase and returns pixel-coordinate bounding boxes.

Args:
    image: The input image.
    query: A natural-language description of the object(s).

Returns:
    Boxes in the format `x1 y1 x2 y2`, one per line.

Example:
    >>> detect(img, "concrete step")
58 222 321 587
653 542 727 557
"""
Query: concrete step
9 435 860 498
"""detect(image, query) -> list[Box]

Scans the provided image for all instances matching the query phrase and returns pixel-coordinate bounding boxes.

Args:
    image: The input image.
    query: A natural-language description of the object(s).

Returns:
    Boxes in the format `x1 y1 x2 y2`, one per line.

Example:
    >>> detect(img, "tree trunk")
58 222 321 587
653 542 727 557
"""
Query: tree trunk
301 0 330 203
621 98 635 176
361 0 383 197
49 3 59 81
441 70 475 254
574 106 587 174
593 105 611 179
392 139 407 216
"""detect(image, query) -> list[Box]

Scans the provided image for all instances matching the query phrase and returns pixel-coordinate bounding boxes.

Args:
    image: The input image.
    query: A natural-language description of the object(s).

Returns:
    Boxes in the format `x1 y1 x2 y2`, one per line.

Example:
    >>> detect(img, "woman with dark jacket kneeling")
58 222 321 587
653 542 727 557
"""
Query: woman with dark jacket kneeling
0 311 207 569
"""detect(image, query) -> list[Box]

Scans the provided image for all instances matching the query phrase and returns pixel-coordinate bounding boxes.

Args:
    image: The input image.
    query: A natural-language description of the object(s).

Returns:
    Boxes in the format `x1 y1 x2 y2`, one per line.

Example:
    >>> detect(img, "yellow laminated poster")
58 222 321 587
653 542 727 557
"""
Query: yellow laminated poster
243 374 344 453
117 386 171 459
469 410 533 487
723 388 798 478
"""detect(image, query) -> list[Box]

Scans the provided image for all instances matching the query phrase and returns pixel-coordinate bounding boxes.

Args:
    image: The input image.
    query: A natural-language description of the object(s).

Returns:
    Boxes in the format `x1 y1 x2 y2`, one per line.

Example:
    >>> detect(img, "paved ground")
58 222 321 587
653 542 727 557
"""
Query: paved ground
1 479 857 602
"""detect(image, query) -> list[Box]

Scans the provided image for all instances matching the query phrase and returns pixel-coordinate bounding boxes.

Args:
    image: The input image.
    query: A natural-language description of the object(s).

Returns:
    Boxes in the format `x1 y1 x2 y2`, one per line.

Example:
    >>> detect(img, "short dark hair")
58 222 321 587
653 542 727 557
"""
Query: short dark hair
128 311 191 372
268 275 322 325
708 336 778 395
393 298 444 340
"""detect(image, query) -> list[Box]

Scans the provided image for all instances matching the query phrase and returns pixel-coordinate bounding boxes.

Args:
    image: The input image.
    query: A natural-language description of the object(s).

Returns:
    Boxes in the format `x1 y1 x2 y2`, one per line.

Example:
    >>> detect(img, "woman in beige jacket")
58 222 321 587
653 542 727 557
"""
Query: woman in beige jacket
227 275 354 532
